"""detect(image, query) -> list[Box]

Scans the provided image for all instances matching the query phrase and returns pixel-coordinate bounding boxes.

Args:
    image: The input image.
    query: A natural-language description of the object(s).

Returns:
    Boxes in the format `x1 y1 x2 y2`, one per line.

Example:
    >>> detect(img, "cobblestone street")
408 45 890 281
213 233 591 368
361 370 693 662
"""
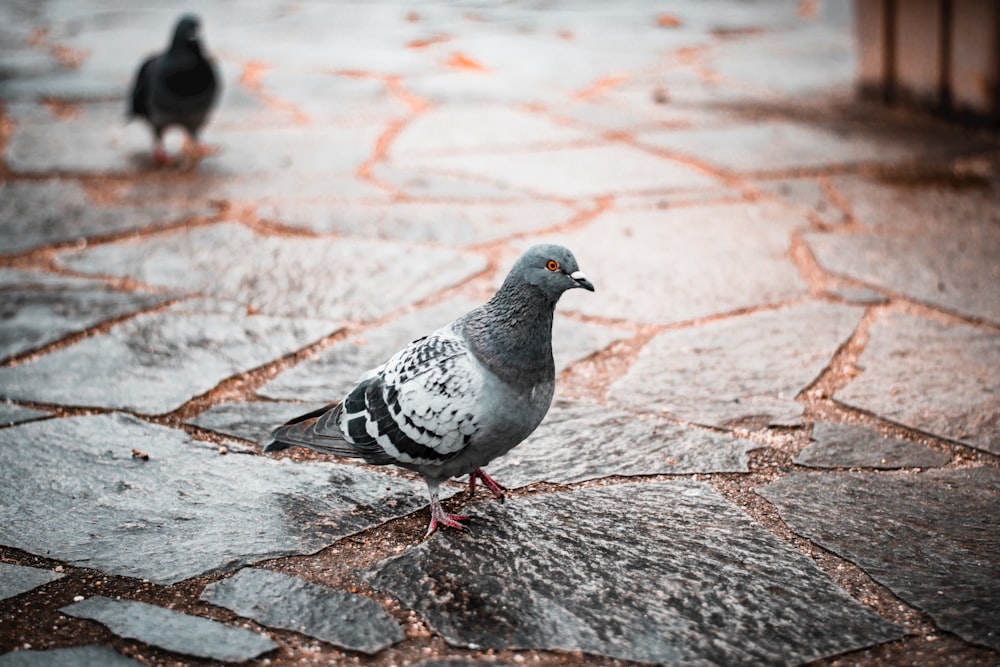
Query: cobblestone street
1 2 998 666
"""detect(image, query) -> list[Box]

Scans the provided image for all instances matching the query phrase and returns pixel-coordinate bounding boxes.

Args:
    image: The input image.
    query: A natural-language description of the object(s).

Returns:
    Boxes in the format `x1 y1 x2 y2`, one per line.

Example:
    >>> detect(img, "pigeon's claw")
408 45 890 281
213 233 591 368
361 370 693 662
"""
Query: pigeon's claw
153 147 171 166
426 497 468 537
468 468 506 502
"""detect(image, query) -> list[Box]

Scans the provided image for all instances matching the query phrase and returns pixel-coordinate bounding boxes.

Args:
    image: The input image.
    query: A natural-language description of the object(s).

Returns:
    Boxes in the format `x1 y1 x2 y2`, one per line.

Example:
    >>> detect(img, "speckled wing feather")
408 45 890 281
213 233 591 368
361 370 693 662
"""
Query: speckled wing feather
333 329 483 467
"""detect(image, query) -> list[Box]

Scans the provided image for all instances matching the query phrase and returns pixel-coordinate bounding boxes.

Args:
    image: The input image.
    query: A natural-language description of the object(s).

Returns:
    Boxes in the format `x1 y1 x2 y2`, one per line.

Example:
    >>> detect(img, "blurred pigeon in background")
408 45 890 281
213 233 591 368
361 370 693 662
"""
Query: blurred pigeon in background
266 244 595 537
129 14 220 166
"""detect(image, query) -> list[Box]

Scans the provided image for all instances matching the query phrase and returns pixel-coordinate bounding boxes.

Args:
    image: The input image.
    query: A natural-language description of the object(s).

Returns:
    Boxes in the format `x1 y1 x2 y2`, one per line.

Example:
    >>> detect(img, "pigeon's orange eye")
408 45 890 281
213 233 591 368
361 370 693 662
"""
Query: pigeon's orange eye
546 260 560 272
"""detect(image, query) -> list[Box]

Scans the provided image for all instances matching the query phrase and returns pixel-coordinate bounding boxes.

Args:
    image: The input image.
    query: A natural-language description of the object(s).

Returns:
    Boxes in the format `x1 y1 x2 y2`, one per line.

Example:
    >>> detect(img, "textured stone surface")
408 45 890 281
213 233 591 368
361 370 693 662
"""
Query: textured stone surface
368 481 902 664
0 413 435 584
0 646 144 667
795 422 950 469
610 301 865 427
187 400 330 447
487 399 757 488
0 269 171 360
57 223 487 321
0 400 49 426
0 180 212 256
201 568 404 654
0 300 337 414
260 296 627 402
60 596 276 662
0 563 63 601
836 312 999 454
511 203 808 325
760 469 1000 651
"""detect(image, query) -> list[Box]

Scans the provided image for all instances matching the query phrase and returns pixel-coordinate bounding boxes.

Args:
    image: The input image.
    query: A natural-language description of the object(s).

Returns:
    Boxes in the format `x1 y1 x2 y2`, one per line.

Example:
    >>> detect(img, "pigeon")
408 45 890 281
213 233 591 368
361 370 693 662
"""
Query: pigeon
265 244 595 536
129 14 220 166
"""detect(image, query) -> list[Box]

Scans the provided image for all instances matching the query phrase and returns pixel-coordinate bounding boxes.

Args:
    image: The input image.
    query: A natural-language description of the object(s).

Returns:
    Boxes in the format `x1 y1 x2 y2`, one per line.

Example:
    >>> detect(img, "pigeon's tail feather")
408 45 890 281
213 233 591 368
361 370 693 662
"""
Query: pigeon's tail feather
264 402 363 459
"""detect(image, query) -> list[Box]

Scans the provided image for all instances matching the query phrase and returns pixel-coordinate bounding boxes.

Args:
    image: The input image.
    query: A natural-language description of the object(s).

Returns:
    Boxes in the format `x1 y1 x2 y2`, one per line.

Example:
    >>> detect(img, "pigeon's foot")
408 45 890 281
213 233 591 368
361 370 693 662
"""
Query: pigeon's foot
468 468 506 501
426 496 468 537
152 147 172 166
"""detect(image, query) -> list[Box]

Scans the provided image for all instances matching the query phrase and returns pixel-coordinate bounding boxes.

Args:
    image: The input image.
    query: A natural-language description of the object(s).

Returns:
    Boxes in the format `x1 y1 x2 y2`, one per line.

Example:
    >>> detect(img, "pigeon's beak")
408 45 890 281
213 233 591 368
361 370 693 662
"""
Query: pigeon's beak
570 270 595 292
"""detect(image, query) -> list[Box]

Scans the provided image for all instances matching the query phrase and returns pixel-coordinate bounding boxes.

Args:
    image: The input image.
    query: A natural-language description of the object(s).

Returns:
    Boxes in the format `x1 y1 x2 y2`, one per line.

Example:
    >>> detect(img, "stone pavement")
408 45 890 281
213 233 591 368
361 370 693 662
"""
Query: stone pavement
1 1 998 666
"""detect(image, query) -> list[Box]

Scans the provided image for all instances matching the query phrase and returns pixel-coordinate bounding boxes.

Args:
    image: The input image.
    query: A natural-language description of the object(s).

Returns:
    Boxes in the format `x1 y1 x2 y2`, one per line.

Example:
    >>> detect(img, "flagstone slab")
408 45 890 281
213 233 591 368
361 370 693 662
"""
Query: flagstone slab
260 296 628 403
0 180 213 256
259 200 575 246
56 222 487 321
512 202 809 325
0 646 143 667
0 269 171 361
486 399 756 488
0 299 337 414
835 312 999 454
0 563 63 601
367 481 902 665
795 422 951 469
187 400 330 447
759 468 1000 651
201 568 404 654
390 143 722 199
610 301 864 427
0 401 49 427
0 413 435 584
60 596 276 662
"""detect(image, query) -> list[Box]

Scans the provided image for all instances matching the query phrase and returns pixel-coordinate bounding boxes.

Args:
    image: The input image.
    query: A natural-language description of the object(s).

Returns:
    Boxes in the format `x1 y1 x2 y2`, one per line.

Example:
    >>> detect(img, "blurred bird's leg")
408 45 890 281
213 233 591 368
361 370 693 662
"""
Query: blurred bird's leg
183 131 220 163
468 468 506 501
425 479 468 537
152 134 170 166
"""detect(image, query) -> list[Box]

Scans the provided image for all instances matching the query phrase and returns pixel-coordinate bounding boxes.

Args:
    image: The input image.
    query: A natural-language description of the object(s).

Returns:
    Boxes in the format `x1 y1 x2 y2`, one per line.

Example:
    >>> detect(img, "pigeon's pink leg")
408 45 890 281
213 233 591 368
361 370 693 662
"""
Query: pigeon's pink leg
468 468 506 500
152 144 171 166
426 495 468 537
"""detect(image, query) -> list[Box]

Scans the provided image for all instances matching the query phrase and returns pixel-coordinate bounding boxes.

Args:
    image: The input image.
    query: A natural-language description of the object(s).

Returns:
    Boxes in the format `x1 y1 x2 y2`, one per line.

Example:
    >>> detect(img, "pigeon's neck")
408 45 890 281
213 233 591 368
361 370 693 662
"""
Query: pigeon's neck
462 281 556 388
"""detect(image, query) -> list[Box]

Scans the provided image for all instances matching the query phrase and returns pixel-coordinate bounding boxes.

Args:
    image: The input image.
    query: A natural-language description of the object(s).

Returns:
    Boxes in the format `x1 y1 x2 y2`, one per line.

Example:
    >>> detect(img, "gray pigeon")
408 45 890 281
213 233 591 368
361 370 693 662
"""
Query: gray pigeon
129 14 220 165
265 245 594 536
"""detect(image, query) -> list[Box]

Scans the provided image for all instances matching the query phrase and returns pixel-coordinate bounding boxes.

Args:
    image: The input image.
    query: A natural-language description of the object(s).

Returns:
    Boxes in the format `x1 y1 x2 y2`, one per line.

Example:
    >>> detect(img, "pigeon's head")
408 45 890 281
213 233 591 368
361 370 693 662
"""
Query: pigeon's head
508 244 595 301
170 14 203 51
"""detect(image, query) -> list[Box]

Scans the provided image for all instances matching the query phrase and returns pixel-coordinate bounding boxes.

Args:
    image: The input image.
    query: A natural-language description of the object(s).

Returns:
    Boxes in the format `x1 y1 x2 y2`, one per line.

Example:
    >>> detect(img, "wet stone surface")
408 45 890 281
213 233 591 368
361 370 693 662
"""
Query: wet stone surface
835 312 1000 455
0 300 336 414
0 563 63 602
0 413 434 584
57 223 487 321
0 269 172 361
187 400 330 447
795 422 951 469
610 301 865 427
759 468 1000 651
60 597 276 662
487 399 757 488
0 400 48 427
201 568 404 654
367 481 902 665
0 646 144 667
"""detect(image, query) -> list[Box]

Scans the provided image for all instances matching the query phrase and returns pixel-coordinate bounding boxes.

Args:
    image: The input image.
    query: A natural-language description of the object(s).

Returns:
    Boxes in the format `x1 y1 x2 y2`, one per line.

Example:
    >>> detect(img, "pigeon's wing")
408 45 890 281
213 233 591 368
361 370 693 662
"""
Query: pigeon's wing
337 331 483 467
129 55 157 119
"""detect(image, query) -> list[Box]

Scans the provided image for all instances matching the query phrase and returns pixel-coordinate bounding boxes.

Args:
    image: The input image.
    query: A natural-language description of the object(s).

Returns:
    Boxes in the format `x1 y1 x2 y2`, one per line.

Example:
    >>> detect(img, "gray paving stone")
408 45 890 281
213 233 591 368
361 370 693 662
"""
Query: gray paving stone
0 400 49 427
0 646 144 667
487 399 756 488
187 401 330 447
0 269 171 361
512 202 808 325
836 312 999 455
57 222 487 321
0 413 434 584
759 468 1000 651
201 568 404 654
60 596 276 662
0 299 337 414
390 143 721 199
804 178 1000 325
0 181 212 256
260 296 628 402
0 563 63 601
258 69 407 128
610 301 865 427
795 422 951 469
259 200 576 246
367 481 902 665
